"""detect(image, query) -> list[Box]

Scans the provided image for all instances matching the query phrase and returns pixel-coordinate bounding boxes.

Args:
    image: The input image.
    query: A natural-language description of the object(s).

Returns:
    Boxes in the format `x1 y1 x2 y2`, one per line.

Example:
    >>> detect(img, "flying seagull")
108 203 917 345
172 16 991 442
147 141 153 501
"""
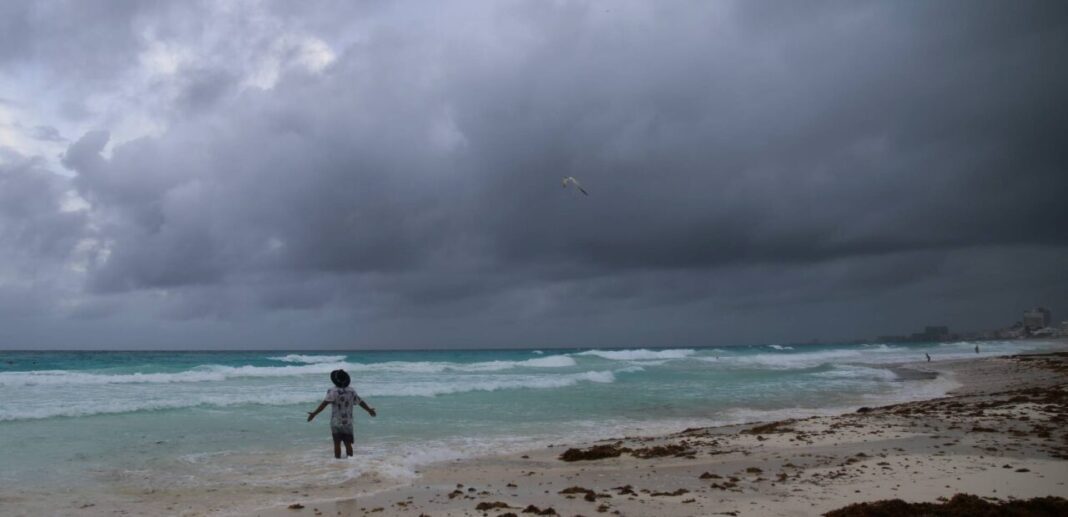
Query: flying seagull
562 176 589 196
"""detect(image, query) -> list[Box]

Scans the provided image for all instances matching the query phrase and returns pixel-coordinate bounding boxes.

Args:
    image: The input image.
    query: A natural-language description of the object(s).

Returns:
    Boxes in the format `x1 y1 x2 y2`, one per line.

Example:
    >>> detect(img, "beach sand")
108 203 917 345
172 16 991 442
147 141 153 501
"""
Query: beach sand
253 348 1068 517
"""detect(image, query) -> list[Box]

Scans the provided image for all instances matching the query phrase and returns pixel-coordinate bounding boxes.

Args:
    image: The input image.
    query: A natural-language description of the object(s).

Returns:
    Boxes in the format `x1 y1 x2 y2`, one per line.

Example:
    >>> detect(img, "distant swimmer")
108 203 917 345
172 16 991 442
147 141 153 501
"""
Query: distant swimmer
975 345 979 354
562 176 589 196
925 353 931 362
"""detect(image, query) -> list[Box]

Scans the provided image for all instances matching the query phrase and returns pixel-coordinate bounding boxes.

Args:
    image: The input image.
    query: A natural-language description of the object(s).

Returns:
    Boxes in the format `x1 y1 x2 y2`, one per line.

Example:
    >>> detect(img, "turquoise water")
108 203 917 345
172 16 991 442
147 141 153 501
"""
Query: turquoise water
0 341 1049 494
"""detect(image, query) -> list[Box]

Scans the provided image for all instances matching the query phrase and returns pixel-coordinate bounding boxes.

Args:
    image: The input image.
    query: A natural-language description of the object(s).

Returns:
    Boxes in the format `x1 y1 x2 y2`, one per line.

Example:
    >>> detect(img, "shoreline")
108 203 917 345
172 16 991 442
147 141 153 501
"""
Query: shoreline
4 342 1066 516
255 344 1068 516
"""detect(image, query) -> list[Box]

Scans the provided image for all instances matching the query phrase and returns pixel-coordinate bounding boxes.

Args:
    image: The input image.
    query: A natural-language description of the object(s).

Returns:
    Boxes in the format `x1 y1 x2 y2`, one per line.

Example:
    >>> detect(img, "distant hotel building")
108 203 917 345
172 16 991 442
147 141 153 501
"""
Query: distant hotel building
922 326 949 338
878 325 952 343
1023 307 1052 330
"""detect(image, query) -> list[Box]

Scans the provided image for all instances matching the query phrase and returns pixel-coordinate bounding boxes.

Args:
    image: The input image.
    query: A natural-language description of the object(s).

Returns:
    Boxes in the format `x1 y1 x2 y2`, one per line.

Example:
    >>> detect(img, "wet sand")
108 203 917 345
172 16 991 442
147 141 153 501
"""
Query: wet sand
255 347 1068 517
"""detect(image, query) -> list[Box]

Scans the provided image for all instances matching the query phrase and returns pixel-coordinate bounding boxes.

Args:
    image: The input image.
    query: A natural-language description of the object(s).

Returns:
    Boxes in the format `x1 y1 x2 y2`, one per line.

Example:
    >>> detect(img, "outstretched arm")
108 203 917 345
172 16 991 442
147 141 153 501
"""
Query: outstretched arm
359 400 377 417
306 401 330 422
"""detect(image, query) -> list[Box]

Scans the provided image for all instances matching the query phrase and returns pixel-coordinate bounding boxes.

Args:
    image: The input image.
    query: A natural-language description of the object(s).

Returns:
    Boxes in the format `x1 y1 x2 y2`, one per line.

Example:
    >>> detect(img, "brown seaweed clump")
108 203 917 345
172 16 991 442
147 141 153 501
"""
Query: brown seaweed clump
521 504 558 515
558 486 610 502
742 420 796 434
475 501 512 511
823 493 1068 517
650 488 689 497
558 444 629 461
630 443 694 459
558 441 698 461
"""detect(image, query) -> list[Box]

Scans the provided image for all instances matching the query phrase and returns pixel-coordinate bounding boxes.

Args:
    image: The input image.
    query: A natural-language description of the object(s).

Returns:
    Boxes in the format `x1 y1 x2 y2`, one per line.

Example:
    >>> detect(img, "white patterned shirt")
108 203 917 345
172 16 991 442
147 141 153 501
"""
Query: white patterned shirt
324 387 361 432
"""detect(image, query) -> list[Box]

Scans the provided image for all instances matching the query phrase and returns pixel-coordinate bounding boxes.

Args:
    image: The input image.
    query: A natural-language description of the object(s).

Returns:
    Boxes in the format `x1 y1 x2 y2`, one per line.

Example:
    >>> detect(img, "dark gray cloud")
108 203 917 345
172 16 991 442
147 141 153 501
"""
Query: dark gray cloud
0 155 85 266
1 0 1066 349
0 153 89 330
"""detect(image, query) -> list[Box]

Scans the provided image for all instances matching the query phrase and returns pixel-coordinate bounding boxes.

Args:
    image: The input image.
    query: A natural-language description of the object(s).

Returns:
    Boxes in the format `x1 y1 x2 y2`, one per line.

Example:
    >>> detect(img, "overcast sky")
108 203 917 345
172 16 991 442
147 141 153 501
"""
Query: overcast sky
0 0 1065 350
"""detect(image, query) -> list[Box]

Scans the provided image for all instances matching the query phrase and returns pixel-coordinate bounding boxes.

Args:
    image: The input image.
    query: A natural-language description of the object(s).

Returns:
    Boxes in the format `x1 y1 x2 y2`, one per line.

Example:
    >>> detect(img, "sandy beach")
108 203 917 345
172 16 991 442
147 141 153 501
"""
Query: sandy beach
252 347 1068 517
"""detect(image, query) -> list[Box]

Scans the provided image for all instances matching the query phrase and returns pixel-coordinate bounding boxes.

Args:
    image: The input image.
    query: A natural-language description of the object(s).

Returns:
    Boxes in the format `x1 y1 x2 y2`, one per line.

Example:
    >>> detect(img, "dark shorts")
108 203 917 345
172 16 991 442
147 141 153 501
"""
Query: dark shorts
332 430 354 443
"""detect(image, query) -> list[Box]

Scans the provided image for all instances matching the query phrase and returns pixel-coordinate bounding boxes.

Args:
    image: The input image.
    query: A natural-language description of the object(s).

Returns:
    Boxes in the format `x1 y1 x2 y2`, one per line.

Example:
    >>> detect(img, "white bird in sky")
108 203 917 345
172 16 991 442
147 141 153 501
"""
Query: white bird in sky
561 176 589 196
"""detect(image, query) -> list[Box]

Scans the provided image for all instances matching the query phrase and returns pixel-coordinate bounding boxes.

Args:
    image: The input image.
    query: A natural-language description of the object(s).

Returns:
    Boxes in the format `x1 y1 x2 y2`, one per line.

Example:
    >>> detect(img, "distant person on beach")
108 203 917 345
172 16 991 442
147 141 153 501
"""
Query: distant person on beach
975 345 980 354
307 369 376 459
926 353 931 362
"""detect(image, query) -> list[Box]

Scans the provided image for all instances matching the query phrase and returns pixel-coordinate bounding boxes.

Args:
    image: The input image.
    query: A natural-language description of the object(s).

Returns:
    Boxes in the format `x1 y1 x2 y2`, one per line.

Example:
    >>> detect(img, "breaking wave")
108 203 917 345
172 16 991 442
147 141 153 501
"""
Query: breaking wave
574 348 696 361
268 354 347 364
0 355 578 386
0 370 616 421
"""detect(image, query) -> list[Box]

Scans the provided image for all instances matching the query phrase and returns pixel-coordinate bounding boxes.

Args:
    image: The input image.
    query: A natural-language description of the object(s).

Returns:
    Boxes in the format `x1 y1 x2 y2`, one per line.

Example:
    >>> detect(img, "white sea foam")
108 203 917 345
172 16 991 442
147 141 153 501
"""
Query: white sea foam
0 392 320 421
700 348 867 369
454 355 577 371
0 370 617 421
574 348 696 361
267 354 347 364
866 372 961 405
768 344 794 350
366 370 615 398
811 364 898 381
0 365 346 386
749 349 863 366
265 417 742 486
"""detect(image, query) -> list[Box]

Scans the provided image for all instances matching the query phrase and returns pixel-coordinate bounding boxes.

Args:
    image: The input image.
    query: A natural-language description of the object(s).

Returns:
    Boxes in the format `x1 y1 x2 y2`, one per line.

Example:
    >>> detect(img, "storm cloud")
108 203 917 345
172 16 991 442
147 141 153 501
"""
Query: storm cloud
0 0 1066 349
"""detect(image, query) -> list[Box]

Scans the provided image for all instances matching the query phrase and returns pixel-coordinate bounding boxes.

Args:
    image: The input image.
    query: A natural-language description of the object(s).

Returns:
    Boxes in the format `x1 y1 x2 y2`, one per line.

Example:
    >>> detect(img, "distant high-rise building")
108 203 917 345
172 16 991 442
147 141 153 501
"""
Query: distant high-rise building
1023 307 1052 330
924 326 949 337
910 326 950 341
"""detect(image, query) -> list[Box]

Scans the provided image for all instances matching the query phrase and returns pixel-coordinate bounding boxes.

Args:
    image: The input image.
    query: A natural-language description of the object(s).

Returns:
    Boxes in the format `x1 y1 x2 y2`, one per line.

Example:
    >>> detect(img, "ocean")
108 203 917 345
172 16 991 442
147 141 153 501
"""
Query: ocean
0 340 1053 505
